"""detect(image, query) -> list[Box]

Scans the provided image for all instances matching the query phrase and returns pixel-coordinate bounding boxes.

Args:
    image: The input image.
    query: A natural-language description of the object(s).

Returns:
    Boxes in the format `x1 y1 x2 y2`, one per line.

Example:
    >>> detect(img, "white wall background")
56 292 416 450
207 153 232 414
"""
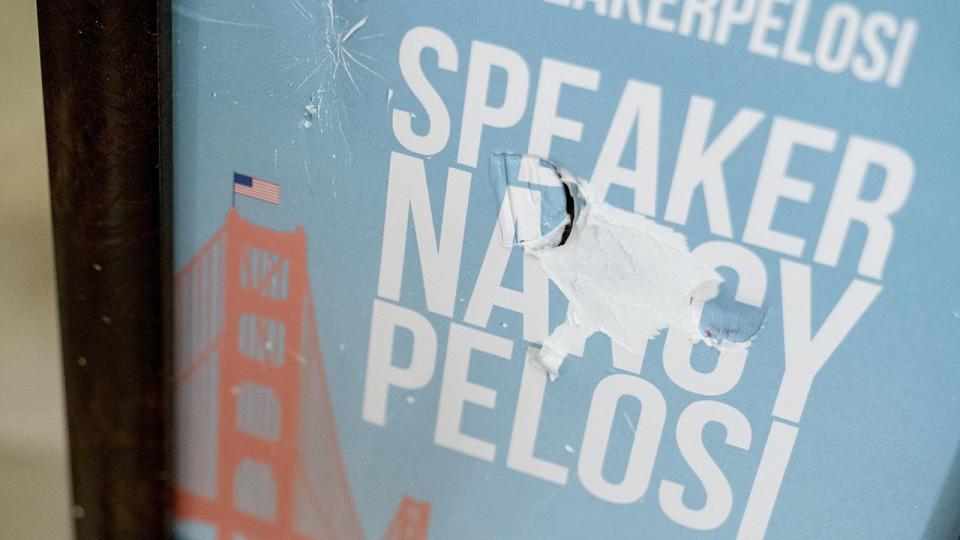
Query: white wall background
0 1 72 538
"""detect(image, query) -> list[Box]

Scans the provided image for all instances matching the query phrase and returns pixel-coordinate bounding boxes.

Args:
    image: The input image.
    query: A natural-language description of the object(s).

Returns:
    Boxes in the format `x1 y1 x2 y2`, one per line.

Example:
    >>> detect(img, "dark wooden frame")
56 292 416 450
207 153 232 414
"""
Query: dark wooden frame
36 0 172 537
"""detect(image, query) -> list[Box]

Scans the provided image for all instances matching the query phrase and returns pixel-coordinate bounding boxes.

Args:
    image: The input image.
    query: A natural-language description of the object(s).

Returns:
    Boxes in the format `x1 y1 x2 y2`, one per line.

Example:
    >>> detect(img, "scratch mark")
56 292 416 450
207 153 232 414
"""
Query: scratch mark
173 4 269 28
292 58 330 95
342 48 383 79
290 0 314 21
622 411 637 434
524 489 560 520
341 16 368 43
280 1 385 165
317 0 382 93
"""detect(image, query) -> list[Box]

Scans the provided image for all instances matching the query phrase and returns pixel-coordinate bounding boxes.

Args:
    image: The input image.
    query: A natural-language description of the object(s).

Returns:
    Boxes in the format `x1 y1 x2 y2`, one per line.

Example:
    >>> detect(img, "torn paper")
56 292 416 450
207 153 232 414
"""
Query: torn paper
489 153 581 251
698 281 767 351
492 153 730 379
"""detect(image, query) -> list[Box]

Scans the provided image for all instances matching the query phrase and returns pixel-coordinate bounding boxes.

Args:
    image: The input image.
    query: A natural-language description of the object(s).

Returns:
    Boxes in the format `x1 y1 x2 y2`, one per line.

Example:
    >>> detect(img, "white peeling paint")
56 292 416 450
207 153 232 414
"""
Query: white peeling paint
520 165 723 379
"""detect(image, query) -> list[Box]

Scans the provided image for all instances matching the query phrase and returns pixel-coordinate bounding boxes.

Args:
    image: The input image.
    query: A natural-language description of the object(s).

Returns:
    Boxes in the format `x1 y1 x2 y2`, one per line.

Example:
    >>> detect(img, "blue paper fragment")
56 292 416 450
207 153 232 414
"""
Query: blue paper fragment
488 153 581 247
699 281 767 345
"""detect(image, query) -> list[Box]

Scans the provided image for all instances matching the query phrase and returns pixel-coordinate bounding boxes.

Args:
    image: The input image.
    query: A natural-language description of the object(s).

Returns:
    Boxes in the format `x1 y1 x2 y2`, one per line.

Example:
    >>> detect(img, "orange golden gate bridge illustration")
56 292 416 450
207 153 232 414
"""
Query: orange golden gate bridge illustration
174 209 429 539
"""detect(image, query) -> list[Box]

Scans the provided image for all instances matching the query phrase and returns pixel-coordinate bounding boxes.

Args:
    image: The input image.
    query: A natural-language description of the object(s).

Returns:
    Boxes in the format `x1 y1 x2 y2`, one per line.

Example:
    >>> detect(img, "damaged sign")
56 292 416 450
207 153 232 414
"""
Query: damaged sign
491 153 763 379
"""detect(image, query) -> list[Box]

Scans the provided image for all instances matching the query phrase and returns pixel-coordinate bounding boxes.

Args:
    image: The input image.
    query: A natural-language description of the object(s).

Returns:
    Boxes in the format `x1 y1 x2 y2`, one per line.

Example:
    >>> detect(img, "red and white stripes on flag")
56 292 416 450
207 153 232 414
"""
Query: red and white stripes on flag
233 172 280 204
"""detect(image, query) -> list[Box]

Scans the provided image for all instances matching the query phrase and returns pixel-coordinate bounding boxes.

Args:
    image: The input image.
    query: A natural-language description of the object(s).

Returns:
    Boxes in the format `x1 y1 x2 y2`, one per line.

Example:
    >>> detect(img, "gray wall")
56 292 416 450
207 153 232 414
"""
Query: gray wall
0 1 71 538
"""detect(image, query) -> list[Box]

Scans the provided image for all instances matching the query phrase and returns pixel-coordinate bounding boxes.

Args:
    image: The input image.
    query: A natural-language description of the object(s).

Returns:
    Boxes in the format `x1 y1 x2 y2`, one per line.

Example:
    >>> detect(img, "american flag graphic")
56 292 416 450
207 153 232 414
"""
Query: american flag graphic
233 172 280 204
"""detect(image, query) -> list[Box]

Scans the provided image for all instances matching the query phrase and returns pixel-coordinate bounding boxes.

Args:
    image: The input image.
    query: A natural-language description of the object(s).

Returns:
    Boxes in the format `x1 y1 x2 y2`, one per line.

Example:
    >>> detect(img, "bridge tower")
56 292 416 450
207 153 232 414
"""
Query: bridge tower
173 208 365 539
382 497 430 540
